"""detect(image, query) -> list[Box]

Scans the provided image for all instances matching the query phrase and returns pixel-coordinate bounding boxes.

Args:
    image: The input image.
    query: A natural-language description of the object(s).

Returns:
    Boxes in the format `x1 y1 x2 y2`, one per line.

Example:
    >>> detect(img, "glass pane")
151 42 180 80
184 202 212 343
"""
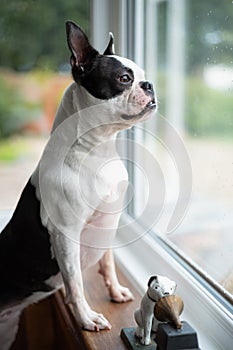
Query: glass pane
141 0 233 296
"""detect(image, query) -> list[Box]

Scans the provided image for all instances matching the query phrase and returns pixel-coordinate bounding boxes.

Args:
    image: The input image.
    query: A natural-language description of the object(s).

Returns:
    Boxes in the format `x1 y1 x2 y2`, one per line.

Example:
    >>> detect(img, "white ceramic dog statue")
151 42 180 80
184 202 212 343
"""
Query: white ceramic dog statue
134 275 177 345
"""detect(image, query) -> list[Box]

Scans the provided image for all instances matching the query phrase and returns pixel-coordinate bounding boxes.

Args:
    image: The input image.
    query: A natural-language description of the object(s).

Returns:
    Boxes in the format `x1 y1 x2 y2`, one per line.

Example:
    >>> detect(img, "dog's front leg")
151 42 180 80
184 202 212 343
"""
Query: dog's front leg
50 233 111 331
99 249 134 302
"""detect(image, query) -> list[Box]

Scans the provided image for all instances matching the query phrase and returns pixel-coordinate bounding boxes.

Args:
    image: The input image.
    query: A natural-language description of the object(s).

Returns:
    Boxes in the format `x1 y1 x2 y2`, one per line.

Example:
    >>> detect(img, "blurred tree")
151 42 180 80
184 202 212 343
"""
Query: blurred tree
0 0 89 71
186 0 233 72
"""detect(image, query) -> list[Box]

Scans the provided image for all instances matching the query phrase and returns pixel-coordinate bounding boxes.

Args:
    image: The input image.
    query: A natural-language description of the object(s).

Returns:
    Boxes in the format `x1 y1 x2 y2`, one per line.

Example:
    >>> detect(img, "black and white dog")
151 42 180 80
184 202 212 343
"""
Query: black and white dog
0 21 156 349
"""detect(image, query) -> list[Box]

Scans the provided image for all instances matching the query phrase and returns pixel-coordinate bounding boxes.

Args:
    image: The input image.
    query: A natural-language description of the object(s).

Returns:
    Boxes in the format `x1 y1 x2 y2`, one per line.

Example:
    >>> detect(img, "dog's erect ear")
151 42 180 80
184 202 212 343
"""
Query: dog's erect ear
103 32 115 55
66 21 98 69
147 275 158 287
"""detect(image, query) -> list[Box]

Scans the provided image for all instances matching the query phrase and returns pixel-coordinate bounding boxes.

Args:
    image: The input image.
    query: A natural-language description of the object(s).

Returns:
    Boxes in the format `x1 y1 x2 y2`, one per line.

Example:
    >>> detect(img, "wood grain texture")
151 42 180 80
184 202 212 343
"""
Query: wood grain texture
11 264 141 350
11 293 85 350
77 265 141 350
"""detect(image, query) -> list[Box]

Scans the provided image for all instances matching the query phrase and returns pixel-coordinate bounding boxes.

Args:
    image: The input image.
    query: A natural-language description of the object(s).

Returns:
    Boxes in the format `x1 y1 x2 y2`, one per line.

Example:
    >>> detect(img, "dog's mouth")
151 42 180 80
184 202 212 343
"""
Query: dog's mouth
121 98 157 121
146 99 157 110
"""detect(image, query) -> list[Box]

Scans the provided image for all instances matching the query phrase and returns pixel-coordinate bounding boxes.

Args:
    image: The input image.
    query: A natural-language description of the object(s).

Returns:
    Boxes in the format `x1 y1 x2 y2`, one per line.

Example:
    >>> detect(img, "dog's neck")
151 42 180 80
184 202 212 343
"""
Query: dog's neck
51 82 126 151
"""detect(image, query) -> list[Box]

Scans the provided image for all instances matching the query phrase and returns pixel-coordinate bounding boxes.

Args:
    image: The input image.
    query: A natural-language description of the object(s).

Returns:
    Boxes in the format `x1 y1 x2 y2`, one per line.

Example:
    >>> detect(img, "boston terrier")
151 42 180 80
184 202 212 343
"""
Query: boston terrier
0 21 157 349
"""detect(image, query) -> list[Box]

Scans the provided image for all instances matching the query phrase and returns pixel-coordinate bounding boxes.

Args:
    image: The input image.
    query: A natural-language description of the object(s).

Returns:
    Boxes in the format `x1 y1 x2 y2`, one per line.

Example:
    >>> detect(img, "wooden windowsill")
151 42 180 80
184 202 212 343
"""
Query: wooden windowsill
67 265 141 350
12 264 141 350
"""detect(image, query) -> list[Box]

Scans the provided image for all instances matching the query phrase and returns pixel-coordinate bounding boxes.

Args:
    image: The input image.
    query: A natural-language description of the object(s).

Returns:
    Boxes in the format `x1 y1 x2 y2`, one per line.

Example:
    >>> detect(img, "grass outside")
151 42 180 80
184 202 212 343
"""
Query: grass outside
0 137 29 162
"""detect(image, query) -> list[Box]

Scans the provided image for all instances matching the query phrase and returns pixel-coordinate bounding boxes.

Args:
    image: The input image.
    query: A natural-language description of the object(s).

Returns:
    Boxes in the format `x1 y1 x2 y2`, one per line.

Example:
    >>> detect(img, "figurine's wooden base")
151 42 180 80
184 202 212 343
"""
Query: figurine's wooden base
121 328 156 350
121 322 200 350
156 321 200 350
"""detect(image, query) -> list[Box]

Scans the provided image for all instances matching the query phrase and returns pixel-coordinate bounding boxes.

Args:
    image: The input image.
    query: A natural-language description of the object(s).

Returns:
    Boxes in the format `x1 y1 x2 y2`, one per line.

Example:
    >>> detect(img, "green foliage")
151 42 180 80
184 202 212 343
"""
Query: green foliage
0 0 90 71
156 72 233 138
0 77 39 138
185 77 233 137
0 137 27 161
186 0 233 72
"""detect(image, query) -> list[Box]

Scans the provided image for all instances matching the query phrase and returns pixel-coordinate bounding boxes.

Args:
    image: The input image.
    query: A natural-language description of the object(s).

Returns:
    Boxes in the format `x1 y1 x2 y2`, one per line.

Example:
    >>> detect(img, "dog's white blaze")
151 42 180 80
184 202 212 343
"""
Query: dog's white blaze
109 55 145 82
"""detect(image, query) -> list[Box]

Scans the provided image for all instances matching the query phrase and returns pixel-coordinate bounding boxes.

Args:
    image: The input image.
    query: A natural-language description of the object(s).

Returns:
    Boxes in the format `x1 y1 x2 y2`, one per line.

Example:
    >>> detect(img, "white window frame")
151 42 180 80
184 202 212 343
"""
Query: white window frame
90 1 233 349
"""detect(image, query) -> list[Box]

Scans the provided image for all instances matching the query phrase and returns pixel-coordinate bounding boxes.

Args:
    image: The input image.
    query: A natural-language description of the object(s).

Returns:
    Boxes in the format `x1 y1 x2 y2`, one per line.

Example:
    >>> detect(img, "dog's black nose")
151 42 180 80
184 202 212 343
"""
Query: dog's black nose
140 80 154 93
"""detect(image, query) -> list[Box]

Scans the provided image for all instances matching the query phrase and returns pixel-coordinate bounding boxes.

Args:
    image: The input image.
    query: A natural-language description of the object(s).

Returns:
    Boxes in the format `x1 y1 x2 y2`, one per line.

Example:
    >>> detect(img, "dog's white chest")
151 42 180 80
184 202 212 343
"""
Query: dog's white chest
78 158 128 268
95 158 128 202
83 157 128 231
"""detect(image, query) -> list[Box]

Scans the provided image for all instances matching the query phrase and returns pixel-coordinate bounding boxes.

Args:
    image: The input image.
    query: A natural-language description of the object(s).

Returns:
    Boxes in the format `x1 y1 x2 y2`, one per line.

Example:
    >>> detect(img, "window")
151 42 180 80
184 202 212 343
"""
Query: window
93 0 233 349
137 0 233 299
1 1 232 348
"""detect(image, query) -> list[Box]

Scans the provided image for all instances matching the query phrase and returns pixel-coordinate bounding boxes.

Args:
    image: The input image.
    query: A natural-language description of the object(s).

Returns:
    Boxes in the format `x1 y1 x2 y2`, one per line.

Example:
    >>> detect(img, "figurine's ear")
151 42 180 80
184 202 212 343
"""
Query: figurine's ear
66 21 98 69
103 32 115 55
148 275 158 287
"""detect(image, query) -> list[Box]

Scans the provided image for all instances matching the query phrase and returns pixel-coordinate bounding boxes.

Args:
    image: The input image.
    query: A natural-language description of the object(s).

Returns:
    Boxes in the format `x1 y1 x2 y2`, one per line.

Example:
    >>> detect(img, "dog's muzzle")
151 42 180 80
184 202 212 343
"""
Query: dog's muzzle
140 80 156 108
121 80 157 121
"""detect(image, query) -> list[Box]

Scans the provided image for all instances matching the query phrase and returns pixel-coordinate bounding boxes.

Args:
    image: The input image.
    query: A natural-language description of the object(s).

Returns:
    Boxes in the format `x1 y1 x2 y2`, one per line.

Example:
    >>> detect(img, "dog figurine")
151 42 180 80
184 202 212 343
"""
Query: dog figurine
134 275 177 345
0 21 157 349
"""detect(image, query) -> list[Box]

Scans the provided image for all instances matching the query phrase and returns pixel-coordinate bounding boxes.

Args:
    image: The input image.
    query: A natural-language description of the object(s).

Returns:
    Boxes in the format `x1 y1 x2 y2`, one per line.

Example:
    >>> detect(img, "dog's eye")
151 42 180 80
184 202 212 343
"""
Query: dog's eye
119 74 132 83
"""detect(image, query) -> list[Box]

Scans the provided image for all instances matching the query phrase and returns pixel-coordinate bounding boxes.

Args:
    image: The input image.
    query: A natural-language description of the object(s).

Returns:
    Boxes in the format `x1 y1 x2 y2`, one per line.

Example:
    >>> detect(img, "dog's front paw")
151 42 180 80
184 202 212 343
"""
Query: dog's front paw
82 309 112 331
73 299 111 332
109 283 134 303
